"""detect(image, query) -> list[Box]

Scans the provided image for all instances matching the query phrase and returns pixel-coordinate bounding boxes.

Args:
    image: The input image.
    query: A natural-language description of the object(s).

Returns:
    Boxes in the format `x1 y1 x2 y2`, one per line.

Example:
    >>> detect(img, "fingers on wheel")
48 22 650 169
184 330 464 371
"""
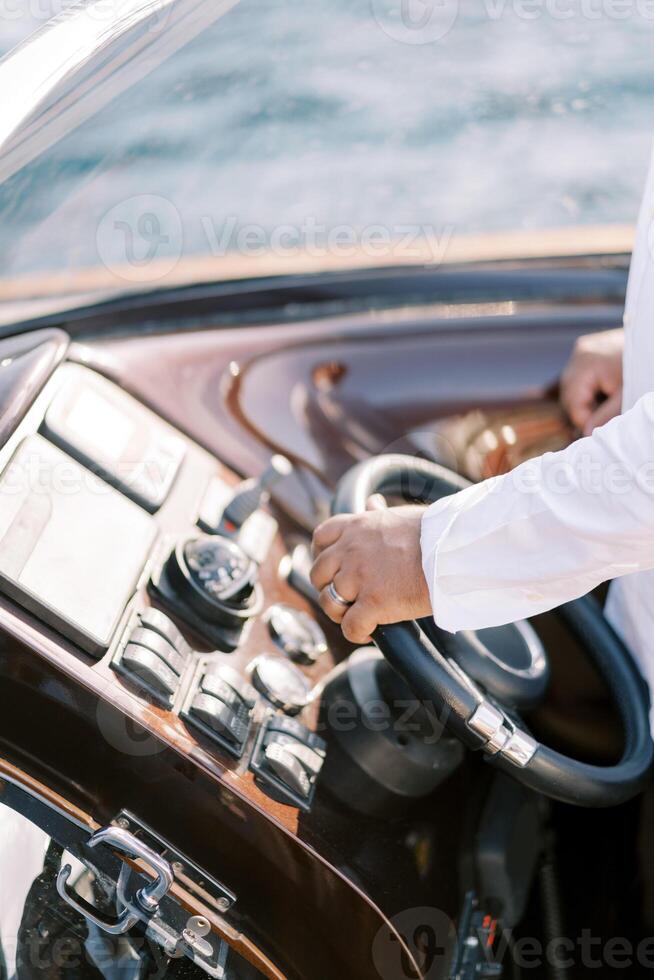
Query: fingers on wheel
583 388 623 435
310 545 341 592
318 585 349 623
312 516 349 557
366 494 387 511
341 601 377 646
318 570 358 623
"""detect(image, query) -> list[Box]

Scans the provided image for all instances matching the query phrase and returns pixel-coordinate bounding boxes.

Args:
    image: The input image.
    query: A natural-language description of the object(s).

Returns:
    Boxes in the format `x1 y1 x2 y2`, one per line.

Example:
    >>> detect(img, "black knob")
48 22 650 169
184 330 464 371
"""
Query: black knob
223 455 293 528
167 534 260 629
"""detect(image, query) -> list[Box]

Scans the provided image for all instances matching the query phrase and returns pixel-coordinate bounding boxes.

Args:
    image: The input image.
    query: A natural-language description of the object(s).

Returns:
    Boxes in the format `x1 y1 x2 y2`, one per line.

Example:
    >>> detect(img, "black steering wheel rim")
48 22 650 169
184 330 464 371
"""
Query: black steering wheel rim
332 453 653 807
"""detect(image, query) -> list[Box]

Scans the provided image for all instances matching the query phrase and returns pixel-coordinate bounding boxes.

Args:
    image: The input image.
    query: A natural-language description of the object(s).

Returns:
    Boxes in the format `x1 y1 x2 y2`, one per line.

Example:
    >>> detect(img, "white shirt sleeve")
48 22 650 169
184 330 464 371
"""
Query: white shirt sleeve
421 390 654 633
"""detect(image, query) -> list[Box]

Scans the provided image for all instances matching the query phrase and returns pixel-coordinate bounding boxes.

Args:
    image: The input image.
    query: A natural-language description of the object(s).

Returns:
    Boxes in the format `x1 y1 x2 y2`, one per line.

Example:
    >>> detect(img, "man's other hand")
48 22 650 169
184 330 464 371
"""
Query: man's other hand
310 499 432 646
560 328 624 436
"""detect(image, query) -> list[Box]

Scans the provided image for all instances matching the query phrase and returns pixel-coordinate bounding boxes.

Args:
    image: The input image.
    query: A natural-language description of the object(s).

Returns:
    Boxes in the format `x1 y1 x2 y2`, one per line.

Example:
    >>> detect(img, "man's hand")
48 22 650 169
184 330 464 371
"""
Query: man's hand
560 328 624 436
310 500 432 645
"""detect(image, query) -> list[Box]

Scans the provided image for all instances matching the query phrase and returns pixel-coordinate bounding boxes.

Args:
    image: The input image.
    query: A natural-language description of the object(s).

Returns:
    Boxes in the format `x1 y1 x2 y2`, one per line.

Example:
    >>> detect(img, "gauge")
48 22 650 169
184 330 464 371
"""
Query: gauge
184 537 254 602
251 655 311 715
267 604 328 664
167 534 259 627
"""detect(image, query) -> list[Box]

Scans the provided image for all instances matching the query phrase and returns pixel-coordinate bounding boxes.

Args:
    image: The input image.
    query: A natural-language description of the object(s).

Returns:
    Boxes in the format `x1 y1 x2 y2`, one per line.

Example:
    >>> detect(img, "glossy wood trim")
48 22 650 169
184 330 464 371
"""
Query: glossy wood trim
0 754 290 978
72 303 619 530
0 291 604 977
0 577 423 979
160 880 288 980
0 754 97 831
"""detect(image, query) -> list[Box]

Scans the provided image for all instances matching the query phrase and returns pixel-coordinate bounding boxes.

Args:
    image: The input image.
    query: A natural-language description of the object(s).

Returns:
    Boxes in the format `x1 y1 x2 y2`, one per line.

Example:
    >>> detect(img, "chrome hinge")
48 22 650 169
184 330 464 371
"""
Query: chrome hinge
467 702 538 767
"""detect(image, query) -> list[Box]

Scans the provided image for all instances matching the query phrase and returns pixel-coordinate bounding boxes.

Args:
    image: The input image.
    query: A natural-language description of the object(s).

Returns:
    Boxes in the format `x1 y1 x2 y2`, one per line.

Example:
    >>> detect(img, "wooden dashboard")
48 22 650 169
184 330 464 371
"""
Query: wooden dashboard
0 311 584 980
0 328 435 980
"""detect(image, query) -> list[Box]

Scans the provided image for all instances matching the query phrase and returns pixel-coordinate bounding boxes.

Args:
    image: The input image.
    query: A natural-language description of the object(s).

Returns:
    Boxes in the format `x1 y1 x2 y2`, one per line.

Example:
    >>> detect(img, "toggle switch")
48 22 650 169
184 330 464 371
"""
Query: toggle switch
189 693 249 748
250 715 326 810
121 644 179 703
264 743 312 799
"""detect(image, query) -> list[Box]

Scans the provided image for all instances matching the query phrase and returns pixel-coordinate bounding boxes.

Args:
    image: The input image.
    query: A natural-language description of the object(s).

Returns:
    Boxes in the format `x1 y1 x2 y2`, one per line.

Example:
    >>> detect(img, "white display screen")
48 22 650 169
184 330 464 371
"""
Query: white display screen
43 366 186 512
65 387 135 463
0 435 156 653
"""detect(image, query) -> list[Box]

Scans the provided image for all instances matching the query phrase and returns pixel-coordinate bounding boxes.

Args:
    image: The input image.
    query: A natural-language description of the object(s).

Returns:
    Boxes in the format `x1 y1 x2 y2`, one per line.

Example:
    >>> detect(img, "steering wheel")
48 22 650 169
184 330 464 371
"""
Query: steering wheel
332 454 653 807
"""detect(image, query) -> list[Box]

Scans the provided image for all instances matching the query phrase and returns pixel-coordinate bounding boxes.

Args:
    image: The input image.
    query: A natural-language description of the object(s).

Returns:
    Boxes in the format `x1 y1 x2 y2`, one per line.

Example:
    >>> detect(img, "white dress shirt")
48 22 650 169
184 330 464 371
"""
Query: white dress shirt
421 141 654 722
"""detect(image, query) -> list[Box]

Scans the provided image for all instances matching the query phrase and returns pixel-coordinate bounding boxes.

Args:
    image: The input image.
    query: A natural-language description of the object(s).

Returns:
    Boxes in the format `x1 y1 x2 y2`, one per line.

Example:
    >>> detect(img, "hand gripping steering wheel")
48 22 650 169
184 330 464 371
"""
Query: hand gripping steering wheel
332 454 653 807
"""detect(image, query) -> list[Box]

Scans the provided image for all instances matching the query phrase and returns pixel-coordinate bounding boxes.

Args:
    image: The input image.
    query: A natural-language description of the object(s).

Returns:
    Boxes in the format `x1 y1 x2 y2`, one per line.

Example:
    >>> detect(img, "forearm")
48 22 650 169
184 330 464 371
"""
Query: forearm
422 391 654 632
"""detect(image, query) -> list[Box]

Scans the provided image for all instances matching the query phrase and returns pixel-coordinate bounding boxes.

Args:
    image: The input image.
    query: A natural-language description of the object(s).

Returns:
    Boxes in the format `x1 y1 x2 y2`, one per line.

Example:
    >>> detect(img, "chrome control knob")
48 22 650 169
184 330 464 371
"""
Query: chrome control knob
250 655 311 715
267 604 327 664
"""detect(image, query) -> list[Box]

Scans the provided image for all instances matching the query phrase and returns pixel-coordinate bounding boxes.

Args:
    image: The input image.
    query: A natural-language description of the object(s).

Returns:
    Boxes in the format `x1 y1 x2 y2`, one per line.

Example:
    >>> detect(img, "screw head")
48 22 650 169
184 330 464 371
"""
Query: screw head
186 915 210 937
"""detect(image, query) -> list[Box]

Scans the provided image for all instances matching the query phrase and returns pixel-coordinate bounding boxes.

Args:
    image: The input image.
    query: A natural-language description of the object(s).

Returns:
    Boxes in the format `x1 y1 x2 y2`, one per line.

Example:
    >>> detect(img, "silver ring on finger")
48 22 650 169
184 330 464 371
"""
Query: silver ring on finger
327 581 353 608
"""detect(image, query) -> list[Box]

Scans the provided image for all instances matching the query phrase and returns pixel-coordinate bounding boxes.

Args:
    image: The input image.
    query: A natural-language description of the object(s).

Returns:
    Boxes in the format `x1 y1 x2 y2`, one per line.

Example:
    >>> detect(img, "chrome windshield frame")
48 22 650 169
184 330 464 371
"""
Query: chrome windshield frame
0 0 241 185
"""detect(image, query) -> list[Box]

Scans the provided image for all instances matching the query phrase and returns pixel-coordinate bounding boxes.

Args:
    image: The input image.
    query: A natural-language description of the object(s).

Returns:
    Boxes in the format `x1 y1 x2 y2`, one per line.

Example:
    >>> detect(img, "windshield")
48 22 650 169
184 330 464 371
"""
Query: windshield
0 0 652 308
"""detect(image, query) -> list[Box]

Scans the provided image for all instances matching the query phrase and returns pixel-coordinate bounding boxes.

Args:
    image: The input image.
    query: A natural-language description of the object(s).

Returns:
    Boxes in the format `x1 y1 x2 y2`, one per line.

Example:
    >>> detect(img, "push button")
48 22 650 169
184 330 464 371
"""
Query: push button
112 610 193 705
263 732 325 777
183 666 256 758
285 740 325 776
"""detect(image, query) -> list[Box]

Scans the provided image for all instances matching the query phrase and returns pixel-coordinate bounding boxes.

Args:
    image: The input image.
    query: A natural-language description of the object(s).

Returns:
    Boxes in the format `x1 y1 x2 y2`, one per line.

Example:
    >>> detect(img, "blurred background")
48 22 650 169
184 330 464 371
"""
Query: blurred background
0 0 652 282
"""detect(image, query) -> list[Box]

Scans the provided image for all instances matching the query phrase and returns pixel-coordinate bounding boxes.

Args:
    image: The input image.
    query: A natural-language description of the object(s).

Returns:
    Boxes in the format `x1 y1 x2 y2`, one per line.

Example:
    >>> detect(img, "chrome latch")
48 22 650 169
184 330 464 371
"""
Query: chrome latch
56 818 233 978
56 825 174 935
114 863 229 977
467 701 538 767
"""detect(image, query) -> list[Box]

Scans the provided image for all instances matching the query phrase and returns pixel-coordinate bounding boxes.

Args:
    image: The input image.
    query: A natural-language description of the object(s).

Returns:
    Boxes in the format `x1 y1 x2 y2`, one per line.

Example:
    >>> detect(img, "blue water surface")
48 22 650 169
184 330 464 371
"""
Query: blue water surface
1 0 653 278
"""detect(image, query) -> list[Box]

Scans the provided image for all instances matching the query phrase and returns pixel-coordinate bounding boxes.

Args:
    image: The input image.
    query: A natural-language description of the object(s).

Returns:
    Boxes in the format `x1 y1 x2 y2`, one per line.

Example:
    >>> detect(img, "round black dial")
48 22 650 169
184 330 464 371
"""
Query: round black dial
184 537 254 604
168 534 259 626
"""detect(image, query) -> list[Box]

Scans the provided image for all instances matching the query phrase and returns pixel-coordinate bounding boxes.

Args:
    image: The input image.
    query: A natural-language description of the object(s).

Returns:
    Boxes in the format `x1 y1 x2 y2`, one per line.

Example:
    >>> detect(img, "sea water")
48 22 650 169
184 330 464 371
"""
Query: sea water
0 0 652 278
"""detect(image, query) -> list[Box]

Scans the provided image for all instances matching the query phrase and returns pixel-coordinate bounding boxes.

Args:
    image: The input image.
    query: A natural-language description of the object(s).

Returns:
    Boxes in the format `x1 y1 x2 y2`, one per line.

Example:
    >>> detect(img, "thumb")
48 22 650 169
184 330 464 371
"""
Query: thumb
366 493 388 511
583 388 623 436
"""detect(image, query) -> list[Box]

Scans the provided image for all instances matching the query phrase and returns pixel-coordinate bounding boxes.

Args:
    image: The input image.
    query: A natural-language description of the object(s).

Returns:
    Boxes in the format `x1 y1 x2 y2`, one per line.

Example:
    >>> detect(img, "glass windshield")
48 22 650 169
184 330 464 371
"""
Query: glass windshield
0 0 653 307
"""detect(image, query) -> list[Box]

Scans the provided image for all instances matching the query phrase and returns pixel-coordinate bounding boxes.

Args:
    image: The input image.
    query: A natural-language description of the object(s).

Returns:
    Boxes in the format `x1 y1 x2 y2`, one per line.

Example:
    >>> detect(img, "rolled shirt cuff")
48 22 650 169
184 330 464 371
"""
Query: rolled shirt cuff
419 477 590 634
420 491 470 634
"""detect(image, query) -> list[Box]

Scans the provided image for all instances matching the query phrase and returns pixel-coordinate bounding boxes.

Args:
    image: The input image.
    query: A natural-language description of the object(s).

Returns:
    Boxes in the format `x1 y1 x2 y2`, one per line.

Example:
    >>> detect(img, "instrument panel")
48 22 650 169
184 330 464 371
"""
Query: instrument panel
0 360 336 821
